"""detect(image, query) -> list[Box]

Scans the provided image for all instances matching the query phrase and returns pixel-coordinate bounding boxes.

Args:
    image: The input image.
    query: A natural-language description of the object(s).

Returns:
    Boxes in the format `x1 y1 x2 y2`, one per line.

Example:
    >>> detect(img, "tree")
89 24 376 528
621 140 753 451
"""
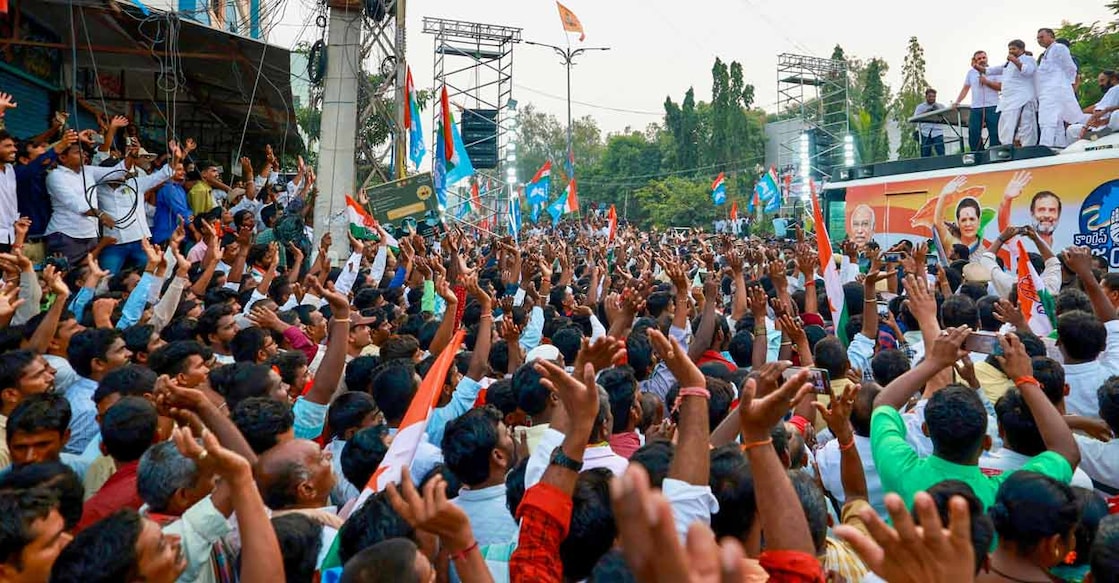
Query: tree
632 176 716 227
852 58 892 163
1056 19 1119 107
892 37 930 160
663 88 701 171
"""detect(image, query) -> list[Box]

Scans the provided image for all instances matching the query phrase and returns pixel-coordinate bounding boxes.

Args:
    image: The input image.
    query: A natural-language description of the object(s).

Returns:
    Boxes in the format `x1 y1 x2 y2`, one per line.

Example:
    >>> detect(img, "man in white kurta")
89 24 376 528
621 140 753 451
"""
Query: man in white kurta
1066 72 1119 143
1035 28 1082 148
986 40 1038 146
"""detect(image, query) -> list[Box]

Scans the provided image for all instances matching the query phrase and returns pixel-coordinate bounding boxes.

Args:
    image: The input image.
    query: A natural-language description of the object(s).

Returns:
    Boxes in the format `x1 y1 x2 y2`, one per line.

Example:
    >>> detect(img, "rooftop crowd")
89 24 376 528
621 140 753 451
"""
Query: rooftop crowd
0 94 1117 583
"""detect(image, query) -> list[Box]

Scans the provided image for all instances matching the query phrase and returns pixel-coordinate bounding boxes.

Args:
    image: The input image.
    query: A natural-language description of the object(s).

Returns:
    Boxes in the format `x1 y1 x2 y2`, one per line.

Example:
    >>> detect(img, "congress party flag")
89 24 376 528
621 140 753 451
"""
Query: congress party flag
526 161 552 206
547 193 568 225
754 167 782 214
810 179 847 343
404 67 426 169
608 204 617 243
1016 241 1057 337
730 200 738 223
556 1 586 41
712 172 727 205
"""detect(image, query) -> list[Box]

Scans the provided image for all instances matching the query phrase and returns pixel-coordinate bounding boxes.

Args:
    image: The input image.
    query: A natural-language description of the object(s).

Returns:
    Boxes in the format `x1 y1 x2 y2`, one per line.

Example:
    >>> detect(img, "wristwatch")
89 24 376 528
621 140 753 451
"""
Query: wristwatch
549 447 584 472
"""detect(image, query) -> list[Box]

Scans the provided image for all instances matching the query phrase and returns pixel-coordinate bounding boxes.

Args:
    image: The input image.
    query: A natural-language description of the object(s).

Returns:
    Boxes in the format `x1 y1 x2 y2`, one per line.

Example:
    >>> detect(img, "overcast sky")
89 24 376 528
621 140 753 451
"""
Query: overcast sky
269 0 1116 135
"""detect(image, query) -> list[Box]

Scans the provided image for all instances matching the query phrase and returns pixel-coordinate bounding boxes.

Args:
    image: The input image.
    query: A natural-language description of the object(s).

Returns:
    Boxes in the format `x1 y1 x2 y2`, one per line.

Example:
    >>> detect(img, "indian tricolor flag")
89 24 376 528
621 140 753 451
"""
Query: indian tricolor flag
810 179 847 340
346 195 376 240
1016 241 1057 337
319 331 465 572
564 179 579 213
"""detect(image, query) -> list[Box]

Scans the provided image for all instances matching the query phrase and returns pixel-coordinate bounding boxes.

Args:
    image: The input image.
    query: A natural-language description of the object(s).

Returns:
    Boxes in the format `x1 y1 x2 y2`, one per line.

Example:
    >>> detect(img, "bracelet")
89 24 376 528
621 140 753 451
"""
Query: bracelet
479 313 494 320
753 328 766 335
678 386 710 399
1014 376 1040 387
448 540 479 561
839 438 856 452
740 437 773 452
329 317 350 325
805 281 816 286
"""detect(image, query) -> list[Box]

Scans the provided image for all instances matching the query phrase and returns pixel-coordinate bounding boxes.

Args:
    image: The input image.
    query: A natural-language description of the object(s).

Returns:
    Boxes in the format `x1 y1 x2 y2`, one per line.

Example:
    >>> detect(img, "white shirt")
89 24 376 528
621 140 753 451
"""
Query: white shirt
1036 42 1082 125
913 102 945 138
1064 320 1119 417
965 68 1001 108
988 56 1038 111
1075 434 1119 496
99 164 172 244
0 164 16 244
1094 85 1119 115
980 447 1094 489
45 160 128 239
816 434 888 520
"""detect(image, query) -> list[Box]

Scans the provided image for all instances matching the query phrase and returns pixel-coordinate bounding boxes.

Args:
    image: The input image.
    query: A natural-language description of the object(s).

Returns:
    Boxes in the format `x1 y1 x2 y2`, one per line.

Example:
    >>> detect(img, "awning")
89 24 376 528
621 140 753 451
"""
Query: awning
3 0 302 156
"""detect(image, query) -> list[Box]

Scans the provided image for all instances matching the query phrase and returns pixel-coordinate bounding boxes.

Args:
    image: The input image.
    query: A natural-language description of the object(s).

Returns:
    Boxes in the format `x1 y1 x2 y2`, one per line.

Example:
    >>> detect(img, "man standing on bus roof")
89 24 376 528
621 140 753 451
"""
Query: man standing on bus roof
1066 71 1119 142
914 89 946 157
849 204 875 248
952 50 1002 152
1036 27 1082 148
986 40 1039 147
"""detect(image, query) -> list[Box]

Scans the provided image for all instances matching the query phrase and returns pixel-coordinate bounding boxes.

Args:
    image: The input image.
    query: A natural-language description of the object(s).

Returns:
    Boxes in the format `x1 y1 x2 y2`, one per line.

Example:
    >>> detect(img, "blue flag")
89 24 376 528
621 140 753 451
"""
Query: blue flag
754 169 782 214
405 68 426 169
547 193 567 225
445 117 475 186
433 135 448 208
509 197 522 240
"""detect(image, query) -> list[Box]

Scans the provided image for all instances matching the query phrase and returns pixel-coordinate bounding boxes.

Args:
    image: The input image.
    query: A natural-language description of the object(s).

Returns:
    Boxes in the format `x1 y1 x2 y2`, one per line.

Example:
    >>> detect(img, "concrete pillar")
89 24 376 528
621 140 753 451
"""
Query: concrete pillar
315 0 363 264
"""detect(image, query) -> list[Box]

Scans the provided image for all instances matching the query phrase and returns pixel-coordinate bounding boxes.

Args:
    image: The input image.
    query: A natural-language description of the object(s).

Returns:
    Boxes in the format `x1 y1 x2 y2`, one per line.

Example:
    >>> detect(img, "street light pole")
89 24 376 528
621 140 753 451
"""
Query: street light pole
523 40 609 179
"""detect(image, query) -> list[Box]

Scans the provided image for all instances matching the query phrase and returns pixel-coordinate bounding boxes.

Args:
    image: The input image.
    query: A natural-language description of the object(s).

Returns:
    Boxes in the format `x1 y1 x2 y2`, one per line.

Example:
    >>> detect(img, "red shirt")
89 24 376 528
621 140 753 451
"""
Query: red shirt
510 482 572 583
697 350 738 372
76 460 143 532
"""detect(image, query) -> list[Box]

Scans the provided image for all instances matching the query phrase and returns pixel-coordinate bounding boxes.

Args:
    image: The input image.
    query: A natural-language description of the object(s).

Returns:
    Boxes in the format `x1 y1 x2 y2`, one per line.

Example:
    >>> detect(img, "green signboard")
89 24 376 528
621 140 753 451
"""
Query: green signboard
365 172 444 238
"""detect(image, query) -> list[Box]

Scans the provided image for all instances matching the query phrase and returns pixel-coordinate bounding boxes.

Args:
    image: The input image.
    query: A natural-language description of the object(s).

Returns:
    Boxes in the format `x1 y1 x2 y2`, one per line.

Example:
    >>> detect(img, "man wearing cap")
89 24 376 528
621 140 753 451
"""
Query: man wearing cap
347 309 380 360
97 140 178 274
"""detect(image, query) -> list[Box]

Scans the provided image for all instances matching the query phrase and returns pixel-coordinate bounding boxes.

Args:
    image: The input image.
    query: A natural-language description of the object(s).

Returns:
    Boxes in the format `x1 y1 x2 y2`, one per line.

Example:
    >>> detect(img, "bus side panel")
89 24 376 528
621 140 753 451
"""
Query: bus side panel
842 158 1119 264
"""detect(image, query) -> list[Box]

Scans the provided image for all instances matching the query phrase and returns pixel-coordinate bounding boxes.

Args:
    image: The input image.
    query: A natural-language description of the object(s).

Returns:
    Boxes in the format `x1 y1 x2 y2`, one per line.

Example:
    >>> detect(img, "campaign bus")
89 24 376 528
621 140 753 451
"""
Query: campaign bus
820 135 1119 266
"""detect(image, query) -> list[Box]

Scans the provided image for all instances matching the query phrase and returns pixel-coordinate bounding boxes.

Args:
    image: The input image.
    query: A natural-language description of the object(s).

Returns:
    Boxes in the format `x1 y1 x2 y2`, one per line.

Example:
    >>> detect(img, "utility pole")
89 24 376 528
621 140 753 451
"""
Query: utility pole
315 0 363 263
523 41 608 179
393 0 407 179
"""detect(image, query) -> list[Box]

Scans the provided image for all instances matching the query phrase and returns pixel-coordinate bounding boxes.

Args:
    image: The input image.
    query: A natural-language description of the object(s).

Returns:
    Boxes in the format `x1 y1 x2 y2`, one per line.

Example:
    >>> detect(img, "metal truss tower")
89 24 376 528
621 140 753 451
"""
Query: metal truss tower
423 17 521 234
776 53 849 185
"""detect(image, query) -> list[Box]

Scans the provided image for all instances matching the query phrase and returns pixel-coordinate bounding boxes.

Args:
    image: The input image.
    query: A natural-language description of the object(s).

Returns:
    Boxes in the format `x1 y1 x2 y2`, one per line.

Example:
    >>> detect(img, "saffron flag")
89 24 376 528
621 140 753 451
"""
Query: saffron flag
1016 241 1057 337
469 181 483 214
712 172 727 205
345 195 377 240
526 161 552 206
564 179 579 213
730 200 738 223
608 204 617 242
556 1 586 41
404 67 426 169
810 179 848 342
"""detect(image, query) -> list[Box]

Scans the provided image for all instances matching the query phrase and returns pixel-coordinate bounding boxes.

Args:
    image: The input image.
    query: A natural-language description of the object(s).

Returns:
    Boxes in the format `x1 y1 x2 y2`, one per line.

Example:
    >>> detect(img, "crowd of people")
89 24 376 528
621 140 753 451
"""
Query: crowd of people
914 27 1119 155
0 93 1119 583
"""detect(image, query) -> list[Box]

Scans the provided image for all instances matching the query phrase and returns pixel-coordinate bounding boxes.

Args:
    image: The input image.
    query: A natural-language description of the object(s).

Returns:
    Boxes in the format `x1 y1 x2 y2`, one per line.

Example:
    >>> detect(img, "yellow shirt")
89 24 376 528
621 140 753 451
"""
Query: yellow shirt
188 182 216 215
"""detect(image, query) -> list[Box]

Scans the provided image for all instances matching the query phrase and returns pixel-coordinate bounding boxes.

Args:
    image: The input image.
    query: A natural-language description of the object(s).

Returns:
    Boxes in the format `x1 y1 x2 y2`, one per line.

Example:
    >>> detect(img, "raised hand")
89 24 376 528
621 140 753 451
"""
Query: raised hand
534 358 599 430
1061 246 1094 278
172 425 252 479
647 328 703 389
0 92 17 114
995 333 1033 381
385 471 476 555
926 325 970 368
939 175 968 197
739 367 813 441
573 335 626 373
109 115 129 129
0 281 25 319
814 382 857 441
835 492 975 583
1004 170 1032 200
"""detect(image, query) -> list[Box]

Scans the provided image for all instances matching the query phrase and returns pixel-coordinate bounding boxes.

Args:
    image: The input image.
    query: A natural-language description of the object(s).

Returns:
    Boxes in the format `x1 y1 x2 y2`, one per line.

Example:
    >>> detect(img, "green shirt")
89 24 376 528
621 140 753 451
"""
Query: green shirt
870 405 1073 509
188 182 216 216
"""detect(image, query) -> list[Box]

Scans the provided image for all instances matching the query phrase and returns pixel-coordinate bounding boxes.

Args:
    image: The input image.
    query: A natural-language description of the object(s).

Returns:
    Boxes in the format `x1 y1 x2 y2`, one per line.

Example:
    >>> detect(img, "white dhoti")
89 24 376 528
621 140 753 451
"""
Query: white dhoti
998 100 1039 146
1038 93 1083 148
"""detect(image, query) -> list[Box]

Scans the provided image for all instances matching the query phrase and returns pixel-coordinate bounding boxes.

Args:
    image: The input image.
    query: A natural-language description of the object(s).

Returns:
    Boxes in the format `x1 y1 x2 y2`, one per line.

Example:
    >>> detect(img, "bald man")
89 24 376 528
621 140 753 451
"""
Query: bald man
256 439 337 514
850 204 876 248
